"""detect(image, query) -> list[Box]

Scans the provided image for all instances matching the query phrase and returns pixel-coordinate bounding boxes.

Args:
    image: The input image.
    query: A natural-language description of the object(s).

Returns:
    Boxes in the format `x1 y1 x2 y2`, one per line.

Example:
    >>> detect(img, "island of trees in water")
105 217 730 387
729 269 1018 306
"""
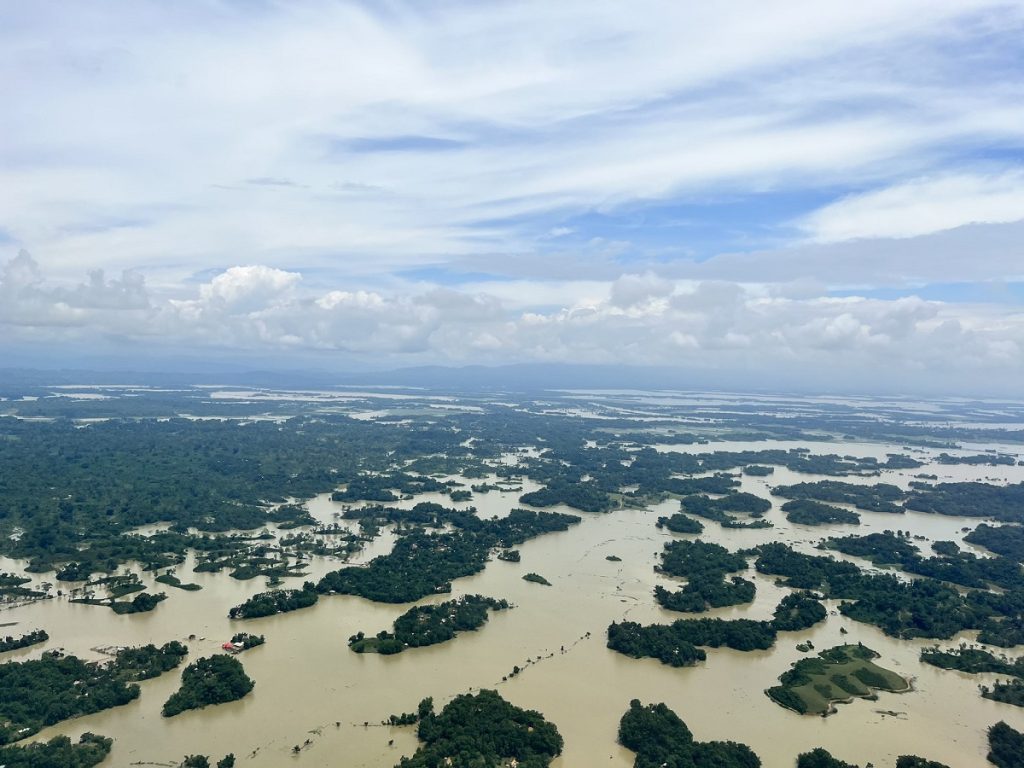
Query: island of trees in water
162 655 254 717
618 699 761 767
653 540 755 612
395 690 563 768
348 594 510 654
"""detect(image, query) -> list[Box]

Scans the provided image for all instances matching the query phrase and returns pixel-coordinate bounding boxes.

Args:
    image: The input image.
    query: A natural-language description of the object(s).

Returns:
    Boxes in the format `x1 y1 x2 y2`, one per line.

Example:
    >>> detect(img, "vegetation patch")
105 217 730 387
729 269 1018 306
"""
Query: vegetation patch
523 572 552 586
155 571 203 590
988 721 1024 768
0 642 187 743
228 583 318 619
162 654 254 717
0 733 113 768
783 499 860 526
765 644 908 716
317 510 579 603
796 749 949 768
348 595 510 654
772 481 905 513
618 699 760 768
0 629 48 654
395 689 562 767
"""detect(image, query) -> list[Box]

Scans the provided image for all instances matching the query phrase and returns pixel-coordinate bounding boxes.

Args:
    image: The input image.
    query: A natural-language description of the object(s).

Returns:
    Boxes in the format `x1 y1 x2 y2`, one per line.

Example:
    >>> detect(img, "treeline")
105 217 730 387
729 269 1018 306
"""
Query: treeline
826 530 1024 593
796 749 949 768
920 645 1024 678
772 481 905 513
608 592 829 666
162 655 254 717
981 679 1024 707
0 642 187 743
618 699 760 768
0 733 113 768
332 471 452 502
396 690 562 767
906 482 1024 524
349 595 510 654
0 629 48 653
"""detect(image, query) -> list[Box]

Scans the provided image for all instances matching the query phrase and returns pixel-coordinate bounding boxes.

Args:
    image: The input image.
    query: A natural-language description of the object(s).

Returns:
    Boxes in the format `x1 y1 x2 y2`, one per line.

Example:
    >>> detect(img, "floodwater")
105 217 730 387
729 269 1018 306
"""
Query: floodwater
3 443 1024 768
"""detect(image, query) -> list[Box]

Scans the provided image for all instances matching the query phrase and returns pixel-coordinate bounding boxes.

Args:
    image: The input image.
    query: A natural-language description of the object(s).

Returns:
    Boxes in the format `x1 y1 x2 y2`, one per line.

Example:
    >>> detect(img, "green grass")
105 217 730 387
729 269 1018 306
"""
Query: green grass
766 644 908 715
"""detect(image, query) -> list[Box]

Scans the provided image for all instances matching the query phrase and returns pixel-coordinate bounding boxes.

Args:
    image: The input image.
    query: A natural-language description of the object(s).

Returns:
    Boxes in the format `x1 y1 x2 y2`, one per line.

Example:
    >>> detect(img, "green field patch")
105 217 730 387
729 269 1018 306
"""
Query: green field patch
766 644 909 716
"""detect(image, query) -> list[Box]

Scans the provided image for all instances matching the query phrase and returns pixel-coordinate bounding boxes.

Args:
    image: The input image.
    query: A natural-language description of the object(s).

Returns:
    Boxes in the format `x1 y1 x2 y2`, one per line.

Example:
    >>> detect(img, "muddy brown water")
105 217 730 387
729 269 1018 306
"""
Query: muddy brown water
3 443 1024 767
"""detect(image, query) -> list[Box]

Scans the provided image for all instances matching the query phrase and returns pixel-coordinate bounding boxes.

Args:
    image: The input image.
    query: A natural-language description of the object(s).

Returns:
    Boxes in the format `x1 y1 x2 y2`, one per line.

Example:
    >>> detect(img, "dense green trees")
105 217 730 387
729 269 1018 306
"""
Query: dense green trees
921 645 1024 677
754 542 1024 642
0 733 112 768
988 721 1024 768
349 595 510 653
0 629 48 653
967 524 1024 563
228 582 318 618
318 510 579 603
656 513 705 534
797 749 950 767
771 592 827 631
611 590 827 667
618 699 760 768
520 479 617 513
658 540 748 578
678 494 773 528
783 499 860 526
607 616 776 665
653 539 755 612
397 690 562 767
980 679 1024 707
772 481 905 513
162 655 254 717
823 531 919 565
907 482 1024 524
797 748 858 767
0 642 187 742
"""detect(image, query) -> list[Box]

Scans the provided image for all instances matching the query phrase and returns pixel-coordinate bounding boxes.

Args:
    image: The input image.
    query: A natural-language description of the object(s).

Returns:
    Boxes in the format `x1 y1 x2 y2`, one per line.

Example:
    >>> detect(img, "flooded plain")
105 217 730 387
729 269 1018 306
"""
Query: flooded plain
4 440 1024 767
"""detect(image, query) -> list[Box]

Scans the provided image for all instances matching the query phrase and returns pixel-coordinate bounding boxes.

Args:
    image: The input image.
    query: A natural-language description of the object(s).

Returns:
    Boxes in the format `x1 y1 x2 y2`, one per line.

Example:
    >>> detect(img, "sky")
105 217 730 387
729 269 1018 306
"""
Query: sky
2 1 1024 393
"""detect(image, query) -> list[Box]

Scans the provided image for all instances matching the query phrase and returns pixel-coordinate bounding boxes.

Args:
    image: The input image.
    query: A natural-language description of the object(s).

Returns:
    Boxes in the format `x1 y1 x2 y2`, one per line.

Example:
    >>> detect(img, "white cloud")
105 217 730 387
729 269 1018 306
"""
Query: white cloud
197 265 301 311
800 171 1024 242
2 1 1024 284
3 253 1023 392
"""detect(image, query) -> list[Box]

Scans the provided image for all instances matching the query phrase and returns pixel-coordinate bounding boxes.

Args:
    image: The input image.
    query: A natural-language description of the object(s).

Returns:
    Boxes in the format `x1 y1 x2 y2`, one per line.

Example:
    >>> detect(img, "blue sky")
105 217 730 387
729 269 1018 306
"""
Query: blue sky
1 1 1024 392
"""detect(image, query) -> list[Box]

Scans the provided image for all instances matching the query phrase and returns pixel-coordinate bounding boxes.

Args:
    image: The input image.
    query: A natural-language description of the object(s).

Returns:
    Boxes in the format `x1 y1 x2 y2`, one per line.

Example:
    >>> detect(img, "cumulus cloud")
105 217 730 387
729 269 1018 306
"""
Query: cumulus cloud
3 252 1023 392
